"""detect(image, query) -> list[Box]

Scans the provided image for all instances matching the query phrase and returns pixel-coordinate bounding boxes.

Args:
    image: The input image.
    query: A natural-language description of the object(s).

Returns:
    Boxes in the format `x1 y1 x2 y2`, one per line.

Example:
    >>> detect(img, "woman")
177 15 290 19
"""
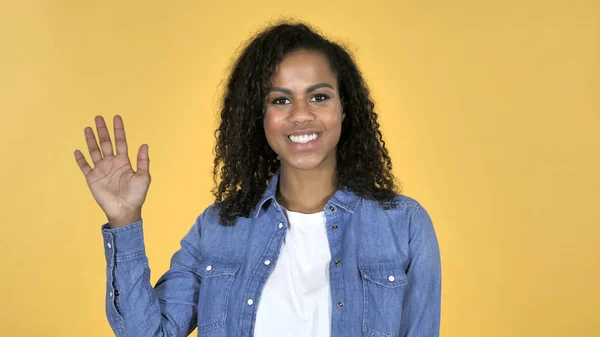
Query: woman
74 22 441 337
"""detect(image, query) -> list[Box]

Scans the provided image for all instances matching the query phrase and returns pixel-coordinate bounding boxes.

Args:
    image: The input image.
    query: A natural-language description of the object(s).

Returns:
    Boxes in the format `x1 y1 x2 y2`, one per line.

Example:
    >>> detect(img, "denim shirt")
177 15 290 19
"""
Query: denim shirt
101 171 441 337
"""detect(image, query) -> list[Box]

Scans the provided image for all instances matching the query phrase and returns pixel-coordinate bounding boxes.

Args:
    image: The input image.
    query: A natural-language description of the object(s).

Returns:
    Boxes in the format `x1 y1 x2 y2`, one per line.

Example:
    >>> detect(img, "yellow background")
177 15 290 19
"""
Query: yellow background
1 1 598 336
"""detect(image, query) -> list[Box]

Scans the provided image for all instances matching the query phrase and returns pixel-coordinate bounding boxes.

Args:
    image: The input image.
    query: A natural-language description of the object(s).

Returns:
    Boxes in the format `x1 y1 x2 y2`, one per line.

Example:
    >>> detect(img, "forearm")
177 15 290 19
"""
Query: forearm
102 220 196 337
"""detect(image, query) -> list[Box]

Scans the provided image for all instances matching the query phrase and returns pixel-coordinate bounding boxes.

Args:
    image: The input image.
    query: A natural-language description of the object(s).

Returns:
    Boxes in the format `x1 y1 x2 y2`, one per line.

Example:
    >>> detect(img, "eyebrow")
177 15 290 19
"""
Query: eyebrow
268 82 334 95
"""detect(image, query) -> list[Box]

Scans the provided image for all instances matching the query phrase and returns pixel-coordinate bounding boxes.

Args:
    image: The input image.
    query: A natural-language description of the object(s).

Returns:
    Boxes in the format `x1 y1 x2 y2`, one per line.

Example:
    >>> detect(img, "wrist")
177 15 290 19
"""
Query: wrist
108 211 142 229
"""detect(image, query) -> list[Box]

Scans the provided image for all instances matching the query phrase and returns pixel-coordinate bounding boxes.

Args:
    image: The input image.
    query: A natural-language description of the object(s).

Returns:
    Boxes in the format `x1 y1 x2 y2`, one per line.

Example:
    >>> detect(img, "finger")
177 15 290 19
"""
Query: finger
136 144 150 177
84 126 103 165
113 115 128 156
74 149 93 176
95 115 114 157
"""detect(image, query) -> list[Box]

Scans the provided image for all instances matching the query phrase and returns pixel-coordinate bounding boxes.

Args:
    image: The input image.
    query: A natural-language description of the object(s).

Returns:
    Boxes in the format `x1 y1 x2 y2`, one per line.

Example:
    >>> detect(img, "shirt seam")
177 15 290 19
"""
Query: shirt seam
115 250 147 263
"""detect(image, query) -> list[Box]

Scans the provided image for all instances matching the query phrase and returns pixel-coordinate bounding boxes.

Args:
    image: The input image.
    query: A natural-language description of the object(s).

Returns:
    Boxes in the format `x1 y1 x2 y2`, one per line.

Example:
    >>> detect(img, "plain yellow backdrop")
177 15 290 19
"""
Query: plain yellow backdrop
1 0 598 336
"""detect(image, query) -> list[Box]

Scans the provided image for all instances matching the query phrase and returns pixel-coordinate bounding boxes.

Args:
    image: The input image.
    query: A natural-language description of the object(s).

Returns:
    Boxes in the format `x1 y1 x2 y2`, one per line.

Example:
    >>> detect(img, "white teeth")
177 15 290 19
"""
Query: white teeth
289 133 319 144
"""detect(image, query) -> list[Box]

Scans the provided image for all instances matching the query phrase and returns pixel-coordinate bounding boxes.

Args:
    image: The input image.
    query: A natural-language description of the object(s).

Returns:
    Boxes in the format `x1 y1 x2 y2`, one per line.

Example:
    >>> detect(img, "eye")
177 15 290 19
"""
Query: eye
310 94 329 102
271 97 291 105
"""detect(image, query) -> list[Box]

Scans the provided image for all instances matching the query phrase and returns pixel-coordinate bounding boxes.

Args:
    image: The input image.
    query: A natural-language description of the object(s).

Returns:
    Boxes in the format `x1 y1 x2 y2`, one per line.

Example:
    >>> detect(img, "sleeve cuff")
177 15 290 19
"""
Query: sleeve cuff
101 219 146 266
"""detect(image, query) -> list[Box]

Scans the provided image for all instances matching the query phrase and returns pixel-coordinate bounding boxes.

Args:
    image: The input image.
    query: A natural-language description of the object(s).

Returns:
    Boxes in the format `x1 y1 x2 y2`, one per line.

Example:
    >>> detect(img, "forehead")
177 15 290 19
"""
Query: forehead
271 50 337 85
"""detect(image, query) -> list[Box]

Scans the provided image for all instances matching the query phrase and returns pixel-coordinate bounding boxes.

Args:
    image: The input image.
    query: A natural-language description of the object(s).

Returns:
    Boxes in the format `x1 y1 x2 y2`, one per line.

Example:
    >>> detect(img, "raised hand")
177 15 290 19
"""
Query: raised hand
74 115 151 228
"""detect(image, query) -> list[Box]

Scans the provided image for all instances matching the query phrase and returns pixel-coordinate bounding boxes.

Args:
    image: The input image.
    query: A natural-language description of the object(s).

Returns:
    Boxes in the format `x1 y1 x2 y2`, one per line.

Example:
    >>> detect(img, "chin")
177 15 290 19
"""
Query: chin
281 155 331 171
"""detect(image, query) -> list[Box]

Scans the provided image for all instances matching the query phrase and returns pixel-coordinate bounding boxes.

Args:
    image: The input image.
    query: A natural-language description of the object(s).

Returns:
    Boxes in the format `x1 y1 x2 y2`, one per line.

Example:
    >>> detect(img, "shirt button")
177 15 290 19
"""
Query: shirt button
114 290 120 296
278 222 284 229
388 275 395 282
332 224 338 230
107 242 112 249
337 301 344 308
264 260 271 266
334 260 341 265
329 206 335 212
247 298 254 306
205 265 212 271
109 291 113 297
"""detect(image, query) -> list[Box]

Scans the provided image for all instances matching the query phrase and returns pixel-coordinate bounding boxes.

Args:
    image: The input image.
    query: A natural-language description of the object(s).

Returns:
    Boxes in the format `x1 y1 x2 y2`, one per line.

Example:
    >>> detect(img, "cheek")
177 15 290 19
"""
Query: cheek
263 112 283 144
329 111 344 143
328 110 344 132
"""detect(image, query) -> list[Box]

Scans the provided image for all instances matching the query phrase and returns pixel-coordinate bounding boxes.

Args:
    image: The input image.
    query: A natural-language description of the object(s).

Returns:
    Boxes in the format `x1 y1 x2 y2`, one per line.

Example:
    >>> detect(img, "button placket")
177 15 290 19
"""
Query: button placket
325 206 345 320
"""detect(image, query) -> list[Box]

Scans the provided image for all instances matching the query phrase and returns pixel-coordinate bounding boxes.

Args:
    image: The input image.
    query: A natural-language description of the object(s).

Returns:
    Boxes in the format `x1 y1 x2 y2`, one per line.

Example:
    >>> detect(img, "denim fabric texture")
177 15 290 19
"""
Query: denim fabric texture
101 171 441 337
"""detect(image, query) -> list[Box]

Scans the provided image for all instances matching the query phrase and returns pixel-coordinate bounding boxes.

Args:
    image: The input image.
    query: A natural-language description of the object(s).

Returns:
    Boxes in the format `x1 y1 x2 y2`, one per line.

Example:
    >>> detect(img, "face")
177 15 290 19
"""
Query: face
263 50 345 172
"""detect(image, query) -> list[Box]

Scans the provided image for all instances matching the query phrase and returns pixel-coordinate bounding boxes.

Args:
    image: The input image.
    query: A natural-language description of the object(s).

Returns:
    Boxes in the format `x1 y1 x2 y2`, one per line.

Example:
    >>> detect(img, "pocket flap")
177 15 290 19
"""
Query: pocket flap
358 261 408 288
197 254 241 278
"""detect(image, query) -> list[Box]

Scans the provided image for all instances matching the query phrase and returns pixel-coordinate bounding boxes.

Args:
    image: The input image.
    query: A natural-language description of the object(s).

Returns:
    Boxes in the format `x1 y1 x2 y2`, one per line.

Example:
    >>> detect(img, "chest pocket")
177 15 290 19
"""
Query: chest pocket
359 261 408 337
195 255 241 333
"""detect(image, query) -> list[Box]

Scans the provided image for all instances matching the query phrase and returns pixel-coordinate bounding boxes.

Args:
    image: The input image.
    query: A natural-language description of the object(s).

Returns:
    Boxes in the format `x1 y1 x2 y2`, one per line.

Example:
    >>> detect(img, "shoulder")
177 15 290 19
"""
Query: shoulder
193 203 221 227
194 202 255 228
359 193 427 215
393 194 425 210
357 193 435 233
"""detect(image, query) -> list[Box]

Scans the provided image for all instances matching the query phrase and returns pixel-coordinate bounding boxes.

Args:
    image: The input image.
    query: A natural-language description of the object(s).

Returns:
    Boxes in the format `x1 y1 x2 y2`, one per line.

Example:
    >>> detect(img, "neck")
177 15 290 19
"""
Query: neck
276 163 337 214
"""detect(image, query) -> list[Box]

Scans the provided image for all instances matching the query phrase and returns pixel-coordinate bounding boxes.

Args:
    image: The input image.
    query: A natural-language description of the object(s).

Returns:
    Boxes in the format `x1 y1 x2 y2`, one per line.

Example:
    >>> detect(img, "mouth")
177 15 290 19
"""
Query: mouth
287 132 321 144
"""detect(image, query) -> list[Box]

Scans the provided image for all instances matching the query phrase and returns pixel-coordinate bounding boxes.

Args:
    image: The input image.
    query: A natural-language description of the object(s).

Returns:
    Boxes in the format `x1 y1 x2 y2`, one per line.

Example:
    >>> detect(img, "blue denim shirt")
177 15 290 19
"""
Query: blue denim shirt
101 171 441 337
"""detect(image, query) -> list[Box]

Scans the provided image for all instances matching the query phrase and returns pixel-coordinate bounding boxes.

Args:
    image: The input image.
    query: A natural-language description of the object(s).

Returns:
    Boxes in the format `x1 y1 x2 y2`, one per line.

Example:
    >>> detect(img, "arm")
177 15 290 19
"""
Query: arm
400 204 442 337
102 213 204 337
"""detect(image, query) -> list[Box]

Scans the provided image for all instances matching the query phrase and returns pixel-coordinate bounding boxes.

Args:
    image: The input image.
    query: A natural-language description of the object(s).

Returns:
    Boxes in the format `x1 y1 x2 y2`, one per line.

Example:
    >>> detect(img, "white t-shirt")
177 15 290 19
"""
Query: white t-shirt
254 208 332 337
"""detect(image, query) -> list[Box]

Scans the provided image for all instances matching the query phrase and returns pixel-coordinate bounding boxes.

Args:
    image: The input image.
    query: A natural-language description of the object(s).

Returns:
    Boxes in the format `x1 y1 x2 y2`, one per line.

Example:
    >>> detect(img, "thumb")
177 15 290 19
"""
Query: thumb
136 144 150 178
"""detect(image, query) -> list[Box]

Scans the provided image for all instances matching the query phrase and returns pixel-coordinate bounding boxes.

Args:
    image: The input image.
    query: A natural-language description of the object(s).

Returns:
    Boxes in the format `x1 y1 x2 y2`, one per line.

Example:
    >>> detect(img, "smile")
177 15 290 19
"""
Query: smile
288 132 320 144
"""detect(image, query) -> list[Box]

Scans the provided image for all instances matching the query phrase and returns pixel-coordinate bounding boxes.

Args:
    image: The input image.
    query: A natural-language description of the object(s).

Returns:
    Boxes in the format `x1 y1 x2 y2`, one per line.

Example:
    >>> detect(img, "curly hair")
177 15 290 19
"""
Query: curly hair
212 21 400 226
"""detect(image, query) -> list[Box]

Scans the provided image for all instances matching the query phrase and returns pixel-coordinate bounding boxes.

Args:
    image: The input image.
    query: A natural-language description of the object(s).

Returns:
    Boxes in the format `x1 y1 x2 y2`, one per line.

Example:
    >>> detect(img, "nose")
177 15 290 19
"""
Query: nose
288 99 315 124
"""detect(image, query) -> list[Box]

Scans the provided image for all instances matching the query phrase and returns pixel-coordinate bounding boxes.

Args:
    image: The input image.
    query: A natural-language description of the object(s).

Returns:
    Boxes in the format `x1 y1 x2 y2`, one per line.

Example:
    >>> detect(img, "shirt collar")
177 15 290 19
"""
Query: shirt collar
253 169 361 218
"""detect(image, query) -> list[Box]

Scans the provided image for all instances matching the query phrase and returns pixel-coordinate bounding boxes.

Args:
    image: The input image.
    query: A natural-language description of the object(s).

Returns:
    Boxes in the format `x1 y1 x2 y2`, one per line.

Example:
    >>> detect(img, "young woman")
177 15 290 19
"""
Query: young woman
74 22 441 337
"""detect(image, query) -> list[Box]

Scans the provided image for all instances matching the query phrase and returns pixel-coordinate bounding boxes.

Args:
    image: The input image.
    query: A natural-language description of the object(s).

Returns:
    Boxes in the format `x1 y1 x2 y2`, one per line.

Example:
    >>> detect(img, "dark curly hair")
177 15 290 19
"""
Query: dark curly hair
212 21 400 226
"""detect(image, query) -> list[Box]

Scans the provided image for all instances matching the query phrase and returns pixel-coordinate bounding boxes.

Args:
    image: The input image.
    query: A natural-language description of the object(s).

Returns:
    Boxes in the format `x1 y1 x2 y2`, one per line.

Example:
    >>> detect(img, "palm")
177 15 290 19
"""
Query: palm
87 154 149 219
74 115 151 223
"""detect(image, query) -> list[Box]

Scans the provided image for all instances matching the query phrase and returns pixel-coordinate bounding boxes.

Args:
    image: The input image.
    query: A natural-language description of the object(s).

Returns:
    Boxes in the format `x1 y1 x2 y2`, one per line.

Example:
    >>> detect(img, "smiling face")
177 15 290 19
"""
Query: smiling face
263 49 345 173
